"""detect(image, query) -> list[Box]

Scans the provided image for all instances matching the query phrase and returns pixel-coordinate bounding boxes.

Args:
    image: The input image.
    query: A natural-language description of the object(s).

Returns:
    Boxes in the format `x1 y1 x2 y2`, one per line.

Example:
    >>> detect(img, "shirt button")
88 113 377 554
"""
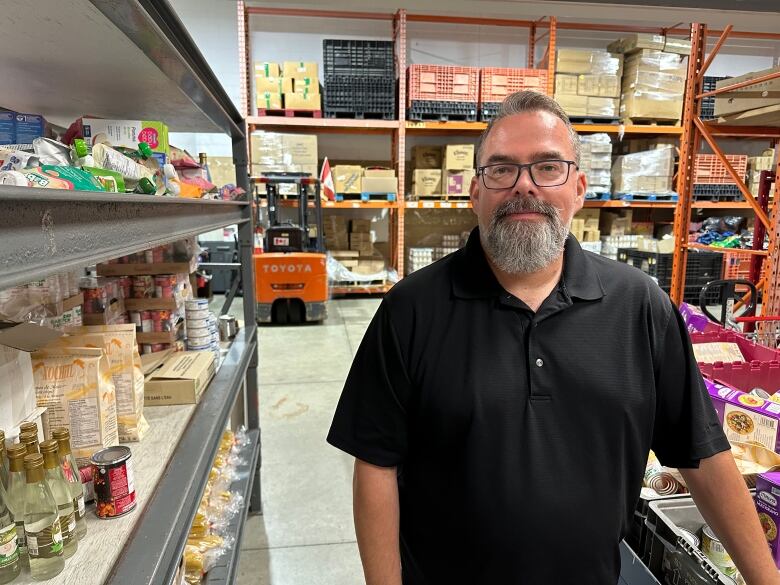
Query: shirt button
536 358 544 367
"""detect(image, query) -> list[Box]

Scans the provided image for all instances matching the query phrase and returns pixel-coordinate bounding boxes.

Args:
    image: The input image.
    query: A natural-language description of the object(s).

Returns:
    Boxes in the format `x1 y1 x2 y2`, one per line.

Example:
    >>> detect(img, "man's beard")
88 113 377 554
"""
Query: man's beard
481 197 570 275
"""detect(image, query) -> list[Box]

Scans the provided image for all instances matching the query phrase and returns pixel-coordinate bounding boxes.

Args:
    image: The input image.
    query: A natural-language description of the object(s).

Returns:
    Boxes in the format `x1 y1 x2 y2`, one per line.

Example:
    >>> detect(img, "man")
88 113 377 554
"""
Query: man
327 90 778 584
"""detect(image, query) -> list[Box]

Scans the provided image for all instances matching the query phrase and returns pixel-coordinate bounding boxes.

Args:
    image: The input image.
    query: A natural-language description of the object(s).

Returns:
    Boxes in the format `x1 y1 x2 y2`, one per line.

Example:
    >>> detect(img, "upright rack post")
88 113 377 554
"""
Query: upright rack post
395 9 408 277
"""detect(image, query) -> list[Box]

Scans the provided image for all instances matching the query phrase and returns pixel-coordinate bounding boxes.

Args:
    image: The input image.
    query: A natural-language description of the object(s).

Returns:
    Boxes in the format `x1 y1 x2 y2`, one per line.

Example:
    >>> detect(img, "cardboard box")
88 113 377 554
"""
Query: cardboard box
620 93 682 121
555 74 579 96
255 62 281 78
74 118 170 156
144 351 216 406
82 298 127 326
578 74 621 98
362 176 397 194
755 472 780 565
257 92 282 111
706 379 780 454
284 92 321 111
333 165 363 194
715 66 780 117
443 145 474 171
623 50 685 75
587 97 620 117
412 169 442 195
350 219 372 233
256 76 292 94
294 77 320 94
251 132 318 169
600 210 633 235
608 34 666 54
575 209 601 230
364 168 396 178
283 61 318 79
445 170 475 196
663 37 692 55
570 218 585 242
555 94 588 116
412 145 443 170
353 260 386 275
556 49 622 76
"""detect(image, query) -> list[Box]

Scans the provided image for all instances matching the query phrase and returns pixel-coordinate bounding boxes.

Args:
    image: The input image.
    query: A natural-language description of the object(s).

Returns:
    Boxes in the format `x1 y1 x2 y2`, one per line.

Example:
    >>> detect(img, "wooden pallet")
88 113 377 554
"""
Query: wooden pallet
331 279 387 288
256 108 323 118
569 116 620 125
416 193 471 201
323 110 395 120
620 117 681 126
335 192 397 202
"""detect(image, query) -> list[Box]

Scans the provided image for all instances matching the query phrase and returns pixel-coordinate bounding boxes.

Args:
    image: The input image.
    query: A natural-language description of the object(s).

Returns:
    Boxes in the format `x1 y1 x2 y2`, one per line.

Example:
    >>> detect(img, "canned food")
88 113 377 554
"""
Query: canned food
701 525 737 577
185 298 209 311
132 275 154 299
186 308 210 321
118 276 132 300
92 446 136 519
678 528 700 549
750 388 771 400
152 246 164 263
144 249 154 264
141 311 153 333
188 337 212 348
129 311 142 331
154 275 175 299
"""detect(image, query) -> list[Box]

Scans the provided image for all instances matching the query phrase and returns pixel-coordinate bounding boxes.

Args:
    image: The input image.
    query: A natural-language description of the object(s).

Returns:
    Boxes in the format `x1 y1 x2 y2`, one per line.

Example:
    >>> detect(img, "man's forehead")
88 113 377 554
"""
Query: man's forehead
483 112 573 154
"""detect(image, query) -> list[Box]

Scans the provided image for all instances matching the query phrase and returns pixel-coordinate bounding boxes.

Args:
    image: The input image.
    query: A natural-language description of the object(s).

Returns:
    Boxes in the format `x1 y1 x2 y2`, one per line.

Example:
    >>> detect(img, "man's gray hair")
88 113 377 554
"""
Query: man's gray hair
476 90 581 167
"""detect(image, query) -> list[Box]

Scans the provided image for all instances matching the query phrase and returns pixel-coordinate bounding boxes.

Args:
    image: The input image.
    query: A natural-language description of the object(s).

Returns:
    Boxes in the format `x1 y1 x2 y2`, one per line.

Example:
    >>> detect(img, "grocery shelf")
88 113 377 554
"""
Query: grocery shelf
404 121 684 135
0 188 250 290
3 0 243 135
247 116 399 134
109 326 257 585
584 200 676 208
256 198 398 209
405 200 473 209
688 243 769 256
705 124 780 138
201 429 261 585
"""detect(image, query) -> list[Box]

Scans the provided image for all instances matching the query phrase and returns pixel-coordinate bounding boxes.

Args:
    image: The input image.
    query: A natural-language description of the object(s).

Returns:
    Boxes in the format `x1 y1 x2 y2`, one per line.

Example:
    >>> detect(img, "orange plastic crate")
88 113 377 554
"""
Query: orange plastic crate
407 64 479 104
722 250 754 280
693 154 748 185
479 68 549 104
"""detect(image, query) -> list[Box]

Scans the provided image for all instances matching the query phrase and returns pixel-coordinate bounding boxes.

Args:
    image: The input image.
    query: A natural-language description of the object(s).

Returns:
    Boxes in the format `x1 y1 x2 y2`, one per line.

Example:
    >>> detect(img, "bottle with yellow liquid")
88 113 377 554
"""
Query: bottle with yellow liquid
23 454 64 581
40 441 78 558
52 429 87 540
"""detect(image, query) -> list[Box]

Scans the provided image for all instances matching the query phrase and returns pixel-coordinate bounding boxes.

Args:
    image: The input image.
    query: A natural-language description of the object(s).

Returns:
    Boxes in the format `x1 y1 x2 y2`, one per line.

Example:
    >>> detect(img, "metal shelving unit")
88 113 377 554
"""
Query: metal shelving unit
1 1 260 584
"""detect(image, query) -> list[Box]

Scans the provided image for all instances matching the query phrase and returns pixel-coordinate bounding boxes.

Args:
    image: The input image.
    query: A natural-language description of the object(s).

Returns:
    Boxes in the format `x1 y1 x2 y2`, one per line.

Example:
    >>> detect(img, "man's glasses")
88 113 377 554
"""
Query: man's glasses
477 160 578 189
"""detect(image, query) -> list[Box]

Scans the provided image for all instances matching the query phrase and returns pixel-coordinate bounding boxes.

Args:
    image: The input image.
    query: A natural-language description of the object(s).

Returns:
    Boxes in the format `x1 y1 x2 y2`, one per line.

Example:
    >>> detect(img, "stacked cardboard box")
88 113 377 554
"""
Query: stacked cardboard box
283 61 321 111
618 49 686 122
255 62 285 111
333 165 363 194
579 133 613 194
362 168 397 195
410 144 474 197
612 145 675 194
349 219 374 257
570 209 601 243
251 132 318 195
554 49 623 118
747 150 776 197
323 216 350 250
714 67 780 124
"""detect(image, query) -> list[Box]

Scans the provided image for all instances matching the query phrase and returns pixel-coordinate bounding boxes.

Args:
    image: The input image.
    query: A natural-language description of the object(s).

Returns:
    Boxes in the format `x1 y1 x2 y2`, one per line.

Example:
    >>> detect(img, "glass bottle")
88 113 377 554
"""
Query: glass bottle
17 423 37 437
199 153 212 183
5 446 27 570
18 433 38 457
51 429 86 540
39 441 77 558
0 477 20 584
0 431 8 490
23 454 64 581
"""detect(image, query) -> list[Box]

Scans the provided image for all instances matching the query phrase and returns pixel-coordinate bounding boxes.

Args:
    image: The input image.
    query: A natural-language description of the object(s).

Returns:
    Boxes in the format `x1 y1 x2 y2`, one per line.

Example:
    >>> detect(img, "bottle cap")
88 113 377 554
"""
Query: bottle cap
138 142 153 159
73 138 89 158
39 439 59 455
19 421 38 434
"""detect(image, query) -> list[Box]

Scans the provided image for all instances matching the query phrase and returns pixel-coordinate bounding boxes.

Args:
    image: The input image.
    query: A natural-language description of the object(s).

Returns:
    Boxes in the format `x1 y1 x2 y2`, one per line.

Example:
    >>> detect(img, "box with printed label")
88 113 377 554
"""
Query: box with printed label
144 351 216 406
578 75 621 98
755 472 780 567
257 92 282 111
443 145 475 171
294 77 320 94
608 34 666 54
555 94 588 116
284 93 321 110
364 169 396 178
256 76 293 95
283 61 318 79
445 170 475 196
412 146 442 170
412 169 442 195
587 97 620 118
362 176 397 194
14 112 46 144
0 110 15 144
555 74 579 96
706 379 780 454
74 118 170 155
255 62 281 78
714 66 780 117
333 165 363 194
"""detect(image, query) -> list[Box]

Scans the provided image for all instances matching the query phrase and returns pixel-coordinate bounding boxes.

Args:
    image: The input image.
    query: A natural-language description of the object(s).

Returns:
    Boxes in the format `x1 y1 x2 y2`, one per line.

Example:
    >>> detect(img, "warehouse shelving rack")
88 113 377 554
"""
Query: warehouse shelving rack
0 1 259 584
671 23 780 345
240 4 780 303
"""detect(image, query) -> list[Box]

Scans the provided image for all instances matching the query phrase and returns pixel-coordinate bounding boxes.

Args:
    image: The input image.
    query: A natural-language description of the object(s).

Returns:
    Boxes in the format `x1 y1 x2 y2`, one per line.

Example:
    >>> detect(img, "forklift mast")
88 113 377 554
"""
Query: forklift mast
261 172 324 253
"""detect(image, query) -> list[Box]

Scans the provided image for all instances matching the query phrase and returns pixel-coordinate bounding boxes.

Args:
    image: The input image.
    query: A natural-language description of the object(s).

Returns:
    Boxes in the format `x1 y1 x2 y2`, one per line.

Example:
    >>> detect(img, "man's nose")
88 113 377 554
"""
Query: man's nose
511 166 537 197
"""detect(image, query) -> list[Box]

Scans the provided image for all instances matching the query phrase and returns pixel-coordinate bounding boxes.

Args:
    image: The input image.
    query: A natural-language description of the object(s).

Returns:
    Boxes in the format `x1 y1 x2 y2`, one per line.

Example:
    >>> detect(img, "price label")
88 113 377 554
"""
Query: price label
325 201 335 207
406 202 419 208
456 202 469 208
440 202 452 208
352 203 360 208
407 122 427 129
423 201 435 208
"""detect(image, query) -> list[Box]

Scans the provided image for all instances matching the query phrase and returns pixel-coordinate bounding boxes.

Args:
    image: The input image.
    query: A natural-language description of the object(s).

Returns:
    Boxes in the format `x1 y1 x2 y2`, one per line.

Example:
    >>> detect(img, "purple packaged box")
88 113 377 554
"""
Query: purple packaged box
706 378 780 453
678 302 718 333
755 472 780 568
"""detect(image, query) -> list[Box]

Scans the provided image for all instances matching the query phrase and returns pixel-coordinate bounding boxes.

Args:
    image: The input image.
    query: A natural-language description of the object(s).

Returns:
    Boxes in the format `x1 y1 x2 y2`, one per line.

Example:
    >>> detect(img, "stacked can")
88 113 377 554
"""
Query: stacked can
185 299 220 363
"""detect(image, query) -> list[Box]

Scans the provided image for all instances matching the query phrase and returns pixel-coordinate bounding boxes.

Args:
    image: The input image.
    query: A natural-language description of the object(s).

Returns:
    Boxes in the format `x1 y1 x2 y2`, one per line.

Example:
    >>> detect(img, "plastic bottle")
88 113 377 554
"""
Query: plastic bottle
70 139 95 168
0 431 8 490
51 429 86 540
5 446 27 570
0 476 20 584
23 454 64 581
39 441 77 558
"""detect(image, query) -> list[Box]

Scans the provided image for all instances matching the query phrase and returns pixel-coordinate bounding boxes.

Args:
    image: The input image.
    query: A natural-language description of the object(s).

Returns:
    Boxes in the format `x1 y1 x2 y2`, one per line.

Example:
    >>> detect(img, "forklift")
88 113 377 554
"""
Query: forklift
253 173 328 324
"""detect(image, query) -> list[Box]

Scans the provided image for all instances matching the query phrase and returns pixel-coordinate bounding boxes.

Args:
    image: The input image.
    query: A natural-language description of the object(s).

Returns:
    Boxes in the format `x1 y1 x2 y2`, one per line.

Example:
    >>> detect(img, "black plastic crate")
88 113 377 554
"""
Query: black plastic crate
407 100 478 122
701 76 730 121
693 183 743 200
479 102 501 122
323 76 396 119
323 39 395 78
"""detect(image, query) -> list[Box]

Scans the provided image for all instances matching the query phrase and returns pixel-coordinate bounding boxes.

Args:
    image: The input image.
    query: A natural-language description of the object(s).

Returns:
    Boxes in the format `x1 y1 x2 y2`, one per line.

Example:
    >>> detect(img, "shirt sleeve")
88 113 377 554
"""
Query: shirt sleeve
651 303 731 469
327 301 413 467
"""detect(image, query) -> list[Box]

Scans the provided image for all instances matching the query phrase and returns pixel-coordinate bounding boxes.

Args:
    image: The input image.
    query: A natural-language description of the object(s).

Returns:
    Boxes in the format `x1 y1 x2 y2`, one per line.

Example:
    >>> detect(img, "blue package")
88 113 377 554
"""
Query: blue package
15 112 45 144
0 110 15 145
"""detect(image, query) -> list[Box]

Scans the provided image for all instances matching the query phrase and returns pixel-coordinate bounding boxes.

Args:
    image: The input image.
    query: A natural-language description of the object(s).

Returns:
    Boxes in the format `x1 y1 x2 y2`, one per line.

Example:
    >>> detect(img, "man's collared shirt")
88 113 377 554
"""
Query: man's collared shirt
328 227 728 584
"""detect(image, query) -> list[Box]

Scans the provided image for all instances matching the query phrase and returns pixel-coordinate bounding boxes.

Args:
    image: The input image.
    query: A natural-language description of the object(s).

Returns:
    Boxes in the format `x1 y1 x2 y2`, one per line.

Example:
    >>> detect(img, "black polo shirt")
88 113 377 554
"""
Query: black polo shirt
327 227 729 585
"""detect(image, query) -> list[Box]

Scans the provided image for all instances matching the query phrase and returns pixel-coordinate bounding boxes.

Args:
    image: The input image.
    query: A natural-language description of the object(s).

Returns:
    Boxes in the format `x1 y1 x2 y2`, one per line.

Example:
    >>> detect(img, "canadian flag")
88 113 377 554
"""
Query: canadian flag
319 157 336 201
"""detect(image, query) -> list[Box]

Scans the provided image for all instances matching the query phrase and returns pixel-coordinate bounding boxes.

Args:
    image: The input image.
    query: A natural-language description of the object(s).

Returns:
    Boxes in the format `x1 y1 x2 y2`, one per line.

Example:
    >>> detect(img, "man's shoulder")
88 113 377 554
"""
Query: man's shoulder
384 249 460 308
585 250 674 311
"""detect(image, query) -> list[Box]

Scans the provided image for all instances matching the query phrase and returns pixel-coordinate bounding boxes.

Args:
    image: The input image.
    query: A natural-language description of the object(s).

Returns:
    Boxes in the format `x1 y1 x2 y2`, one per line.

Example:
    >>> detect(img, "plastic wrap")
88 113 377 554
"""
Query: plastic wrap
556 49 623 75
327 254 399 284
611 145 675 194
579 134 613 193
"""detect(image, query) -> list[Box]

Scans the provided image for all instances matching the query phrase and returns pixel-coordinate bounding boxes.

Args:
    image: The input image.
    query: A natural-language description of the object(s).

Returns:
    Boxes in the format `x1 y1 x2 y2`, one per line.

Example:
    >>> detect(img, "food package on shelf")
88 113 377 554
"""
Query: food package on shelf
579 133 613 194
577 74 621 98
620 50 686 121
612 145 675 194
586 97 620 118
254 62 281 78
555 74 579 96
250 132 318 195
554 94 588 117
555 49 623 76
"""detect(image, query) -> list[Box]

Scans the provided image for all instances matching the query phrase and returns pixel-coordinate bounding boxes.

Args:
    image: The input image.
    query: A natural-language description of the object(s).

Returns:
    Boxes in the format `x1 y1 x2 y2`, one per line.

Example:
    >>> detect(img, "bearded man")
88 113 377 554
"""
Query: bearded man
327 91 778 585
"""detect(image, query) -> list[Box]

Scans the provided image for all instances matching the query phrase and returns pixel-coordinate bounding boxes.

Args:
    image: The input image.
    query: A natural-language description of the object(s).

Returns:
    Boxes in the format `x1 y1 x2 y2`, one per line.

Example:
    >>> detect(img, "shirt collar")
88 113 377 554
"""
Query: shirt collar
451 227 605 301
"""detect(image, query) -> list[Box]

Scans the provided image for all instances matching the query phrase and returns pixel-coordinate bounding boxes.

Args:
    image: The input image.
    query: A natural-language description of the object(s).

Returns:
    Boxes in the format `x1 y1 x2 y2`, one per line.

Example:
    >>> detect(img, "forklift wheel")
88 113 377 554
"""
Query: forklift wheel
272 300 289 325
288 300 304 324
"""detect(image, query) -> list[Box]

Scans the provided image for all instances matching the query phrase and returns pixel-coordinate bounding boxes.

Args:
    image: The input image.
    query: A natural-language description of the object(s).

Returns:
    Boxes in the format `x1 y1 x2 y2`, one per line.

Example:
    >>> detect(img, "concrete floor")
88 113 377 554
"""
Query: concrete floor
235 298 381 584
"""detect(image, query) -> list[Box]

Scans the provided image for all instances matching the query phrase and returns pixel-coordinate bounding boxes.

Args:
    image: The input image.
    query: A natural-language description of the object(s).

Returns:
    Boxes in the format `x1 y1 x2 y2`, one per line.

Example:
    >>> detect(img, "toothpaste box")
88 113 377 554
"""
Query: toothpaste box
72 118 170 156
0 110 15 144
706 378 780 453
15 112 46 144
755 472 780 568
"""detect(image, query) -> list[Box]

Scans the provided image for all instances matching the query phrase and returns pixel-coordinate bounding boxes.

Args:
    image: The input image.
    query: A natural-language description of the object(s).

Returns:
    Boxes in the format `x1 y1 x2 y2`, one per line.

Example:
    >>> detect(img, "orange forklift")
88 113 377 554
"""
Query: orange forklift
254 173 328 324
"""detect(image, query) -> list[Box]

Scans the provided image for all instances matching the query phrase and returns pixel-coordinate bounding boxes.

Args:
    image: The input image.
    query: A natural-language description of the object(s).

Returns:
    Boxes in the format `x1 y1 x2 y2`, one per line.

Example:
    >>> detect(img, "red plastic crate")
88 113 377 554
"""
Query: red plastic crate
479 67 549 104
407 64 479 104
691 329 780 363
702 362 780 394
693 154 748 184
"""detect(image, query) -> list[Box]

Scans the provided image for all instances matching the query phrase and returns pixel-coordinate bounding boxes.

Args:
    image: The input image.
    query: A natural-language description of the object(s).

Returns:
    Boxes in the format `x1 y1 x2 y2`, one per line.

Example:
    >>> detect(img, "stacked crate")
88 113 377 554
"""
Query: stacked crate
478 68 548 122
579 133 613 197
692 154 748 200
323 39 395 120
407 65 479 121
701 76 730 120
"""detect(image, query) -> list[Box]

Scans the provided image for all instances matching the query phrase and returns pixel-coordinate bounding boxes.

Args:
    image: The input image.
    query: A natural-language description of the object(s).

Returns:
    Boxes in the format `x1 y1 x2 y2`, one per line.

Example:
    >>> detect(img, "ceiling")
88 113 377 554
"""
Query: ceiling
491 0 777 10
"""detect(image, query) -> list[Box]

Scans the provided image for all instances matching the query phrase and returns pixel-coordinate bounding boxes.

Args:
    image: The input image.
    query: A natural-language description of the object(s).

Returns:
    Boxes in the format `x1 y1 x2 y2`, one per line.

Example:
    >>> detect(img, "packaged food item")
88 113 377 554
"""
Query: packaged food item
0 170 31 186
0 148 39 171
22 166 106 191
58 325 148 443
82 166 125 193
32 138 71 167
91 143 154 184
30 347 118 466
755 471 780 569
91 446 136 519
39 440 78 557
701 524 737 578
